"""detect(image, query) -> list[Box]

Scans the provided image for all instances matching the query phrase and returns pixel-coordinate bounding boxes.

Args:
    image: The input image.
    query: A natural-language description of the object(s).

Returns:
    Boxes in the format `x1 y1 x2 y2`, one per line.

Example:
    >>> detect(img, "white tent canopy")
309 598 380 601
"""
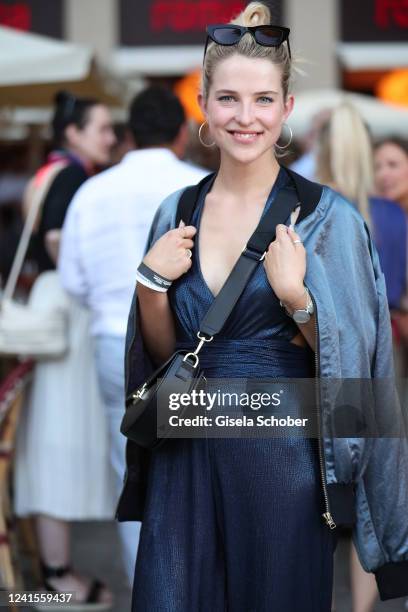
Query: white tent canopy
337 43 408 71
0 26 123 106
0 25 92 86
290 89 408 139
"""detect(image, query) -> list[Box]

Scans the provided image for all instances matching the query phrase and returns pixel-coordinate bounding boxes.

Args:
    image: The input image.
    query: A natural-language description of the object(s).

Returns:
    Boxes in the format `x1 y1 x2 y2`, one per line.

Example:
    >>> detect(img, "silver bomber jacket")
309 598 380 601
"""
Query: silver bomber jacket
117 173 408 601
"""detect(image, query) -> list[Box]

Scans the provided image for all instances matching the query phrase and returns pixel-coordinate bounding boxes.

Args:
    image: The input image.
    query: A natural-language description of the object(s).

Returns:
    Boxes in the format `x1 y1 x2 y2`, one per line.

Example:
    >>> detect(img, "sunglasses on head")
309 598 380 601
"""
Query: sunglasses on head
203 24 291 62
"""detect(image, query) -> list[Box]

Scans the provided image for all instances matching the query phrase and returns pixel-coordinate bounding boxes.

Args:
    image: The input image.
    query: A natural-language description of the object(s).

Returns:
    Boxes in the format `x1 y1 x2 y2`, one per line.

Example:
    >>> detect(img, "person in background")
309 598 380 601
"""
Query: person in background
316 103 407 612
375 140 408 612
316 104 406 312
375 137 408 214
109 123 134 166
58 85 208 586
290 108 332 181
375 138 408 377
15 91 117 609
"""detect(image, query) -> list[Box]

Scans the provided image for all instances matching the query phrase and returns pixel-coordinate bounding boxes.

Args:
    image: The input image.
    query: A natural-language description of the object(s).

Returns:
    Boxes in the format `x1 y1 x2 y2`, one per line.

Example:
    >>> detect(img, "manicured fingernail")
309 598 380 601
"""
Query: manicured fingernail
179 220 185 228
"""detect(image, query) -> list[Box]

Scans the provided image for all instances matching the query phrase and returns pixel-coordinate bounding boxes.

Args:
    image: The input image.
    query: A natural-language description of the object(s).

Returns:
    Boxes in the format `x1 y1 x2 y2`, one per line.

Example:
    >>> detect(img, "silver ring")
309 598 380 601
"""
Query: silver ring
185 248 192 259
292 239 302 245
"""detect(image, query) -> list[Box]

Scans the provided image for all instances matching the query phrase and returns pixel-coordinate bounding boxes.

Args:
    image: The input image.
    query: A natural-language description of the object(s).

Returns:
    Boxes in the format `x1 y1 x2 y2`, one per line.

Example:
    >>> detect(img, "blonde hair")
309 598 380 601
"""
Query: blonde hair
316 102 373 227
202 2 292 102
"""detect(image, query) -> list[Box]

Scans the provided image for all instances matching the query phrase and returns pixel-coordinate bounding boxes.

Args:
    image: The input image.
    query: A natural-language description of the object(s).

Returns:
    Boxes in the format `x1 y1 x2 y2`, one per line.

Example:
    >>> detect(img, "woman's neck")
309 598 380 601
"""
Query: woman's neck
64 147 94 175
214 151 281 201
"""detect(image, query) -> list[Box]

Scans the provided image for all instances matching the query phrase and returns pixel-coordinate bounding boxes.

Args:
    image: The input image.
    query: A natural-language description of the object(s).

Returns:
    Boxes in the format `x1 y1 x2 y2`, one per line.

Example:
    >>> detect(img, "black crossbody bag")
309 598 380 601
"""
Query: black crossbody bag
121 174 302 450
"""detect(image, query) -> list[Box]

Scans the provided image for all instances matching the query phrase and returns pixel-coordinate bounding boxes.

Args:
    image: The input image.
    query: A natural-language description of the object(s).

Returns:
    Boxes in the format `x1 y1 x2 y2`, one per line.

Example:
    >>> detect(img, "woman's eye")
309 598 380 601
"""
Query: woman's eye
257 96 273 104
218 95 235 102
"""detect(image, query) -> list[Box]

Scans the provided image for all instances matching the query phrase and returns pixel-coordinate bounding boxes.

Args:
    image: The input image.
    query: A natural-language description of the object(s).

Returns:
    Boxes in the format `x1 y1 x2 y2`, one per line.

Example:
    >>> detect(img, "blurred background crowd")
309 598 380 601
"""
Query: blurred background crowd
0 0 408 611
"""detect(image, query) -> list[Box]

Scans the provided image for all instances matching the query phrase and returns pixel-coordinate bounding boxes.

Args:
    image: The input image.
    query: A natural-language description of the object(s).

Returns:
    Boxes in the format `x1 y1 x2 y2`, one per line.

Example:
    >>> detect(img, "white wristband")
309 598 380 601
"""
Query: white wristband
136 270 168 293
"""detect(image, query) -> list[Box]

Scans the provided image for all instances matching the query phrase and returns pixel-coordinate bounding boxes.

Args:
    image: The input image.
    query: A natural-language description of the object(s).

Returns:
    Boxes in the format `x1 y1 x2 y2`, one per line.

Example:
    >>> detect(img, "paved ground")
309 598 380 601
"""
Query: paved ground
18 521 407 611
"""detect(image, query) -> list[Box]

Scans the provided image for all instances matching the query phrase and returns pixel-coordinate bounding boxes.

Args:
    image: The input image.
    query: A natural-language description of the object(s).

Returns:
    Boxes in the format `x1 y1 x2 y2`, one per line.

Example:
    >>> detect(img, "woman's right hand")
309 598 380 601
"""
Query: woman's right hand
142 222 197 281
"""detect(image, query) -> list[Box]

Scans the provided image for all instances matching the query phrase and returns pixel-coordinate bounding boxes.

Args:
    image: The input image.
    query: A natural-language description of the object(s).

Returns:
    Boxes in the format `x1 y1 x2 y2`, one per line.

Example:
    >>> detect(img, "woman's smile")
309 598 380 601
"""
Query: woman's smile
228 129 264 144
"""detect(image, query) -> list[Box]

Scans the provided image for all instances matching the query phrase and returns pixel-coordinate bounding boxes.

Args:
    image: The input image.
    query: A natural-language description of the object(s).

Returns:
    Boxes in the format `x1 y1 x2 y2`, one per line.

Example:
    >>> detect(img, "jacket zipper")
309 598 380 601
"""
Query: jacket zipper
306 285 337 530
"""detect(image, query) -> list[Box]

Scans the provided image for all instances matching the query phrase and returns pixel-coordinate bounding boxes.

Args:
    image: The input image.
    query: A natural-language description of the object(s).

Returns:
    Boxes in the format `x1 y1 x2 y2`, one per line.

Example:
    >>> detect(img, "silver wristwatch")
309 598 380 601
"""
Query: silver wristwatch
280 287 314 324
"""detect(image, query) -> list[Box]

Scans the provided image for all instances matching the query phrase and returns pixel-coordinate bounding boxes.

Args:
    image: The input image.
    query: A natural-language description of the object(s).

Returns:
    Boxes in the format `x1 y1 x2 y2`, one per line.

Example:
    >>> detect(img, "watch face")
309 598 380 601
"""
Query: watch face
293 310 311 324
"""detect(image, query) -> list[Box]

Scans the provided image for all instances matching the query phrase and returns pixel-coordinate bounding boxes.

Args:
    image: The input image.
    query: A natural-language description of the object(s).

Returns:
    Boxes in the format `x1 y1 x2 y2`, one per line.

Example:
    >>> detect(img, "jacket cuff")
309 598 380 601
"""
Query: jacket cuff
375 560 408 600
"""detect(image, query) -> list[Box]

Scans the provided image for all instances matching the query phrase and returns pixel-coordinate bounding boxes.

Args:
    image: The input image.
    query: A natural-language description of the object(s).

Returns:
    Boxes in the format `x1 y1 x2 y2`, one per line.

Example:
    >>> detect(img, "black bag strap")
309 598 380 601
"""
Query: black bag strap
176 172 215 226
176 168 323 351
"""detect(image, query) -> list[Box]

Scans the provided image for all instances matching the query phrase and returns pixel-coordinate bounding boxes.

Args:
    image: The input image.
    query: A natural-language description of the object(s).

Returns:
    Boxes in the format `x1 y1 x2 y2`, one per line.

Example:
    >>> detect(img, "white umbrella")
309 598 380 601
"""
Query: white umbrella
290 89 408 139
0 25 123 106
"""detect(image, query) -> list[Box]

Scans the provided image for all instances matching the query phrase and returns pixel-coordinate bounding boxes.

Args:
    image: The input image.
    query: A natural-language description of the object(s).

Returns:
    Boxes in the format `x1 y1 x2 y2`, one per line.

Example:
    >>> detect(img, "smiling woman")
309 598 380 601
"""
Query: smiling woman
120 2 408 611
198 55 293 166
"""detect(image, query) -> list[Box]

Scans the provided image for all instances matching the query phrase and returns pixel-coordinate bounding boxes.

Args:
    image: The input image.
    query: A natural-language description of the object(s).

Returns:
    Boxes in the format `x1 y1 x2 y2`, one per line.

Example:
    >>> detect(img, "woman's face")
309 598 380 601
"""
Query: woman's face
374 142 408 205
199 55 294 165
66 104 116 166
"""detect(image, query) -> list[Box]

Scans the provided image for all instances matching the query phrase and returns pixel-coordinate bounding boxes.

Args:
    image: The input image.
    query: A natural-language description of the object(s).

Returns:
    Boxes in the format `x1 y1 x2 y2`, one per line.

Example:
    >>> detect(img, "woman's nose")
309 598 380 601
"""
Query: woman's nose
235 103 255 126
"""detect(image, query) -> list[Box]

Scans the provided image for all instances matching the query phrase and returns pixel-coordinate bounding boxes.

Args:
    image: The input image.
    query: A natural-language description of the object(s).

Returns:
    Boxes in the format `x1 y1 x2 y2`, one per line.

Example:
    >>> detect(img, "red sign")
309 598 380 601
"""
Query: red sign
375 0 408 28
342 0 407 41
151 0 245 33
0 2 30 30
0 1 62 38
120 0 282 46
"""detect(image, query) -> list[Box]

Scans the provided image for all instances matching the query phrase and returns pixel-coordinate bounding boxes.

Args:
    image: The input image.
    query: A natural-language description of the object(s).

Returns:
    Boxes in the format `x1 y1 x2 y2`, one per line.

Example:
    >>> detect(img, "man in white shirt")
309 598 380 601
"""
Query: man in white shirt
59 86 208 584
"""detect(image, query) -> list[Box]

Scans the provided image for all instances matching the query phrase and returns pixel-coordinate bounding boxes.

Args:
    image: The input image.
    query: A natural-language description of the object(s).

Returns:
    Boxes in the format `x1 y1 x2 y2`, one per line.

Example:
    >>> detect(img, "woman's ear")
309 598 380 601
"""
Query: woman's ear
283 94 295 123
197 92 208 121
65 123 81 147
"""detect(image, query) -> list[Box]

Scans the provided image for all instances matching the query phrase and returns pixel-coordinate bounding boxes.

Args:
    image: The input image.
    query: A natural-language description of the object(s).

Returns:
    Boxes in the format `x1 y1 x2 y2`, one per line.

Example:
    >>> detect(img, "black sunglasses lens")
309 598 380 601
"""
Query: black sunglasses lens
255 27 285 46
212 27 242 45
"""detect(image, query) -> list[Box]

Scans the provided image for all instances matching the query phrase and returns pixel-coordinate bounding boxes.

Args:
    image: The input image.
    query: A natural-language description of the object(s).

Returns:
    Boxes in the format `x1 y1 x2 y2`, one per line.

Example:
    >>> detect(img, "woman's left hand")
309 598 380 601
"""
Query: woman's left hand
264 224 306 305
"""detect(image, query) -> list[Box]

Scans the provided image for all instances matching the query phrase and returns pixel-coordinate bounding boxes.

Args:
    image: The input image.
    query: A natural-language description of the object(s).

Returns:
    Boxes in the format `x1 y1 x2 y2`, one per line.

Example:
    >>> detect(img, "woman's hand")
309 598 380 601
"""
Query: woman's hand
143 222 197 281
264 224 306 306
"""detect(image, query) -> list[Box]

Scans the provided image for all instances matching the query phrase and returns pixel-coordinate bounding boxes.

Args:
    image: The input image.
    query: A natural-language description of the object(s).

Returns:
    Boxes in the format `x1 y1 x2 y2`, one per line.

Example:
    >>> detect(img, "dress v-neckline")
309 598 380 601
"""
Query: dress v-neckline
194 167 286 300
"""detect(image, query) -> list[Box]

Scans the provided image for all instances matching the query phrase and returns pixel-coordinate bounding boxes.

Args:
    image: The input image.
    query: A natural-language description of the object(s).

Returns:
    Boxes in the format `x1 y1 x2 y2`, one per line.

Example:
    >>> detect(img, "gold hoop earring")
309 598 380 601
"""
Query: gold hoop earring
198 122 215 148
275 123 293 150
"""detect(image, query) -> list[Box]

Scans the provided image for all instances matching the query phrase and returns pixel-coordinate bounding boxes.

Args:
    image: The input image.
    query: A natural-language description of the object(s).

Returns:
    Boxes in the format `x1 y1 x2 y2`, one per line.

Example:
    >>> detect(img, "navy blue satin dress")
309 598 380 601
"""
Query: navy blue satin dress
132 169 335 611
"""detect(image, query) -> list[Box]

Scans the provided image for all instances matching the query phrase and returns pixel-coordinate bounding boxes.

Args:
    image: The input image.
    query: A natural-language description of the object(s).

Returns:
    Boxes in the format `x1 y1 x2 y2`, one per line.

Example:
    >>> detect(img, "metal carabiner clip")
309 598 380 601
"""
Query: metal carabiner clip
183 331 214 368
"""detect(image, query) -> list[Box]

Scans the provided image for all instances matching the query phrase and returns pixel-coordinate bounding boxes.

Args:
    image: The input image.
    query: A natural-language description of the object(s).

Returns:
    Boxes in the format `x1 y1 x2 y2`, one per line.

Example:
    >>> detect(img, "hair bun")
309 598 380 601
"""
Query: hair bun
232 1 271 26
54 90 72 107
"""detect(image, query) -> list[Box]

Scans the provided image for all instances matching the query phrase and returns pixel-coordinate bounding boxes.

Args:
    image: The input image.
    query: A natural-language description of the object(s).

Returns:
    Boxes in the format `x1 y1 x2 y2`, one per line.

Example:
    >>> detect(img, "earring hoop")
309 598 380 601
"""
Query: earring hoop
275 123 293 150
198 122 216 148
